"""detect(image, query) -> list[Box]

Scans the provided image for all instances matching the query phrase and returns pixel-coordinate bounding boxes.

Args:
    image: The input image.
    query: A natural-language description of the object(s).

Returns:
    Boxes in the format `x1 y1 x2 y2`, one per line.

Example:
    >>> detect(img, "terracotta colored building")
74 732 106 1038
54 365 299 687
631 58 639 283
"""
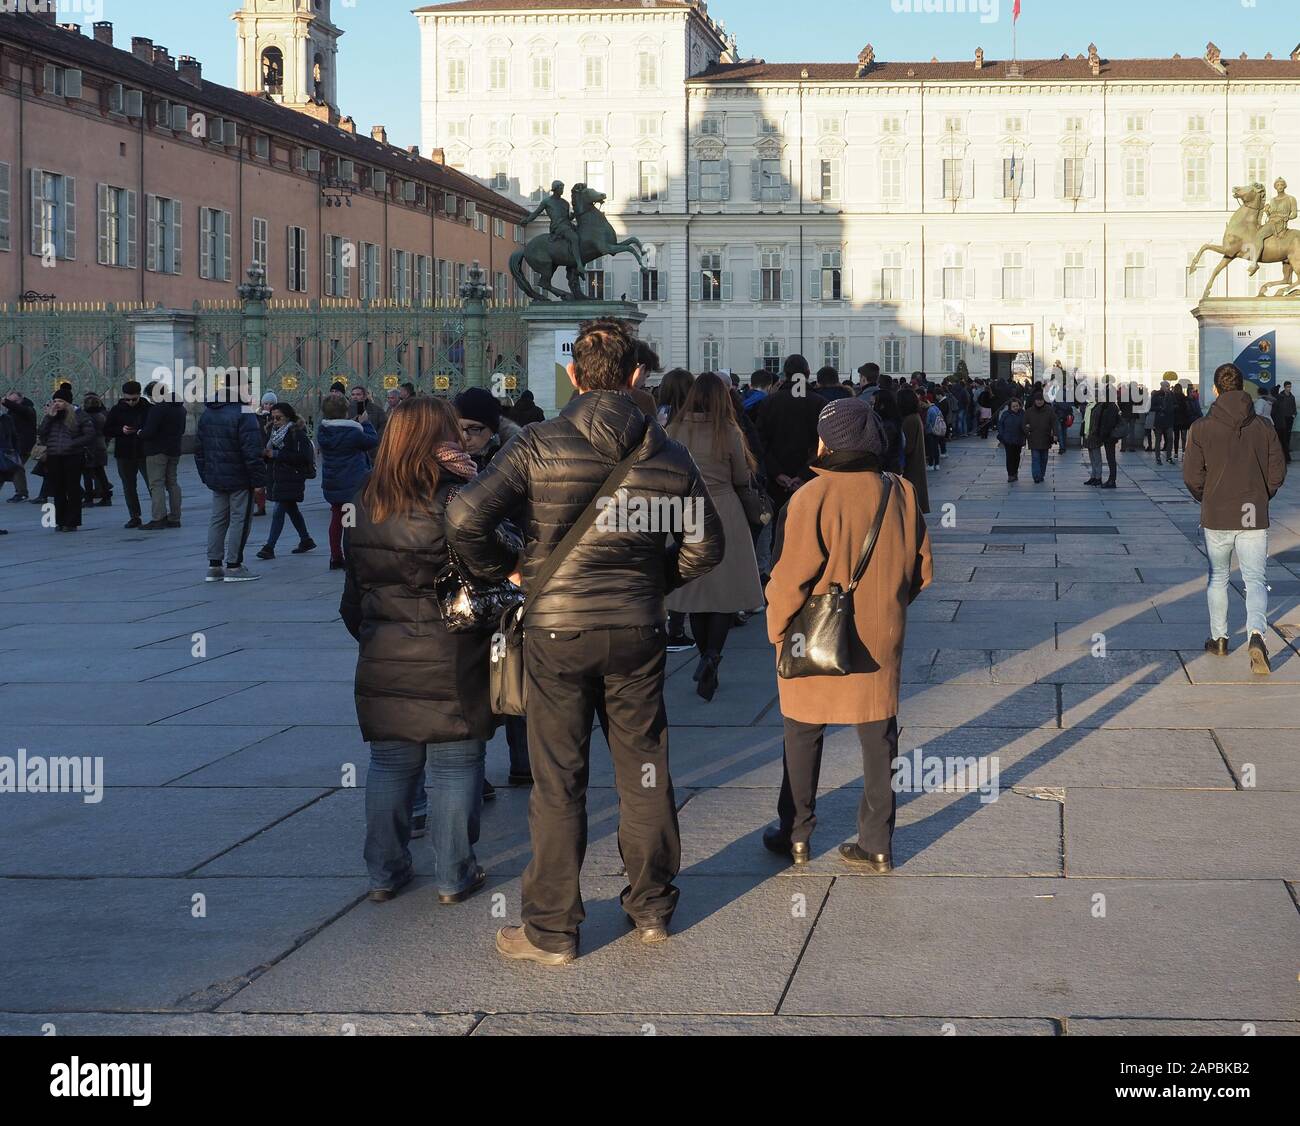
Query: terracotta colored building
0 6 527 309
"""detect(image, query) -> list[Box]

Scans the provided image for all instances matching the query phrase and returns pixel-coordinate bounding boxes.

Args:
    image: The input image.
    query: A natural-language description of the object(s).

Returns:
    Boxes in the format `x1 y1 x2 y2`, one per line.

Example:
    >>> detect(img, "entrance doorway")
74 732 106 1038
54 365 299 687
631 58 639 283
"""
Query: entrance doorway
991 350 1034 383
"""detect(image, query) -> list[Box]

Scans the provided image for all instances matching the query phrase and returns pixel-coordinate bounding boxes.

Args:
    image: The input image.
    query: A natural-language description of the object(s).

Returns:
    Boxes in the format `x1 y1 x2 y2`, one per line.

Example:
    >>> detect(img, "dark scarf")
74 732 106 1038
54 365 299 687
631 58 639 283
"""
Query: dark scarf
813 449 883 474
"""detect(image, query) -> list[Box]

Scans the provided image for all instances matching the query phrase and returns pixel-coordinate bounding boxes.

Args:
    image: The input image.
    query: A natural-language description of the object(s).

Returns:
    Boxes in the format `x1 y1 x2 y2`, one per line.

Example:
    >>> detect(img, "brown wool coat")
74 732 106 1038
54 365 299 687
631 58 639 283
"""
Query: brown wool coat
767 465 933 725
900 411 930 514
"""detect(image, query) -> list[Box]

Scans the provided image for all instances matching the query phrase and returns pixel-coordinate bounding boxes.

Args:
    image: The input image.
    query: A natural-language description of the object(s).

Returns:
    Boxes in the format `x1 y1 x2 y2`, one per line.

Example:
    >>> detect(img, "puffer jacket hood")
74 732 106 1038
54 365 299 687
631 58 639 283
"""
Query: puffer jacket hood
1207 389 1256 433
195 402 267 493
561 390 657 463
1184 390 1286 530
317 417 377 504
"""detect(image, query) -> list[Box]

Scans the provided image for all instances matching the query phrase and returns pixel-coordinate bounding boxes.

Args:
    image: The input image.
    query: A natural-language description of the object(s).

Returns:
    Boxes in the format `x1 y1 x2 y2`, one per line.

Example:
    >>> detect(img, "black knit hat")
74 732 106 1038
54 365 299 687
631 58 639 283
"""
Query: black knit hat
453 387 502 433
52 386 74 404
817 397 884 456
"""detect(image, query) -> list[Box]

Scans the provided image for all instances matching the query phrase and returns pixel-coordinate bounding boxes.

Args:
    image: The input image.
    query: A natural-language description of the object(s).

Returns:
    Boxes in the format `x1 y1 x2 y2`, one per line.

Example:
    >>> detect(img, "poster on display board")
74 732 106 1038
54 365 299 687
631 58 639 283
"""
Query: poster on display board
1232 326 1278 390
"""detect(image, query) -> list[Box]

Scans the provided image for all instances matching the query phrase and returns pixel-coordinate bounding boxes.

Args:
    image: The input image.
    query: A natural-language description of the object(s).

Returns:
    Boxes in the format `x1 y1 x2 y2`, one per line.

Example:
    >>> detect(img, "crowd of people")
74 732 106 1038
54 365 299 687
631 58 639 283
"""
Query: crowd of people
0 334 1289 960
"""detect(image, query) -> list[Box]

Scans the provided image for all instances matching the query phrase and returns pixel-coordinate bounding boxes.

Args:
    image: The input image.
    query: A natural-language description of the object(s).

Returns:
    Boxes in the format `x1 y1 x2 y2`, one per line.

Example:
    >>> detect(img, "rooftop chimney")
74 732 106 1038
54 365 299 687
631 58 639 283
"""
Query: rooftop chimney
407 145 421 156
975 47 985 70
1205 41 1226 75
93 22 113 47
430 148 446 165
177 56 202 87
371 125 388 145
1291 43 1300 62
1087 43 1101 76
339 116 356 134
131 37 154 63
59 23 83 36
153 46 174 70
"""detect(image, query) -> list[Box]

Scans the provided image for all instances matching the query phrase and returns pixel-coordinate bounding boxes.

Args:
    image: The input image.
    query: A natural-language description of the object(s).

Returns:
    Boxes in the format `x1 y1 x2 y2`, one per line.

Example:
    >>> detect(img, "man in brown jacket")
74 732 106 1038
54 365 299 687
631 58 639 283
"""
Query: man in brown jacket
763 398 933 872
1183 363 1287 674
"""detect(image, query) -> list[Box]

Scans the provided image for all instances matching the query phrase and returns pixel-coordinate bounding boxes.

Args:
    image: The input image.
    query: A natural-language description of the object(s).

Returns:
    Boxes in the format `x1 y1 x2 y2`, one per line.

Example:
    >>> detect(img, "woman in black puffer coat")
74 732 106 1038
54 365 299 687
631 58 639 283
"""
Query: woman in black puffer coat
80 393 113 506
256 402 316 560
340 396 512 905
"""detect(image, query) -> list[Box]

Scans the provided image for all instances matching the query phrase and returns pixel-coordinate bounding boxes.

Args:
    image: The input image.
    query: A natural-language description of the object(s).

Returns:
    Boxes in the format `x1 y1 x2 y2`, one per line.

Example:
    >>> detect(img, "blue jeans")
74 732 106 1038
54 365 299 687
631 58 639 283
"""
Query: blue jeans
265 501 309 548
1204 529 1269 640
1030 448 1050 481
365 738 485 895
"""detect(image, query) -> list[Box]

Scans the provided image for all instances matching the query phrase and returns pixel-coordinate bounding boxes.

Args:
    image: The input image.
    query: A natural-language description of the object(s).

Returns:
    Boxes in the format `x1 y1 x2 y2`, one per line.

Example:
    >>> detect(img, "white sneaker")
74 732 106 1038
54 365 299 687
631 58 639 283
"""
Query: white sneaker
222 564 260 583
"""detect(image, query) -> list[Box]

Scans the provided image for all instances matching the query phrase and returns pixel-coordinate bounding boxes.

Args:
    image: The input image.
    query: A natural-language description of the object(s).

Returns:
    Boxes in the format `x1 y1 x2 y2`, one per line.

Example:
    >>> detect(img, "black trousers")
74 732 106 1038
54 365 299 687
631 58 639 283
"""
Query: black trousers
1004 443 1023 478
689 611 733 659
522 624 679 951
45 454 83 528
1275 418 1294 463
116 456 147 520
777 716 899 855
81 466 111 502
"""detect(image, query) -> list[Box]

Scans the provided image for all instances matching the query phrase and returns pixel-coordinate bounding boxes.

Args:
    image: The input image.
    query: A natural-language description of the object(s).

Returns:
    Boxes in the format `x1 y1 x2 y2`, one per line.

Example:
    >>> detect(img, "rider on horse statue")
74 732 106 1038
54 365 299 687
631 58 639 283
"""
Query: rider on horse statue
522 181 586 270
1247 178 1298 277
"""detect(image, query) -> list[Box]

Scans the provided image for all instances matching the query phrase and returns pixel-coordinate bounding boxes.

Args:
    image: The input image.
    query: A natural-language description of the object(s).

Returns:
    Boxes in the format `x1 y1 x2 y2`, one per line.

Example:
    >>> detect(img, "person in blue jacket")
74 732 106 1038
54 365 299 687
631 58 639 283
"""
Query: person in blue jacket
996 396 1028 483
195 386 268 583
318 394 378 570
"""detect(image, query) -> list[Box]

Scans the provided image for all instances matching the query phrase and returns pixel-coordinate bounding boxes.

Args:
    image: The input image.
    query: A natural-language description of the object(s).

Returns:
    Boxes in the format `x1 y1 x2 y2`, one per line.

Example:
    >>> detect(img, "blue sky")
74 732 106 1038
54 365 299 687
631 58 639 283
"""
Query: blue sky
67 0 1300 150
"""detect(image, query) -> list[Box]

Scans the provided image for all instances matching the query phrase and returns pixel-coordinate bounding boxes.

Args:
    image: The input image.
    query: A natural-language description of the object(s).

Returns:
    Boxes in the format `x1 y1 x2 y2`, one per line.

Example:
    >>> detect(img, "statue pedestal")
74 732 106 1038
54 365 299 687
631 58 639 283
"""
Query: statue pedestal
521 300 645 418
1193 298 1299 404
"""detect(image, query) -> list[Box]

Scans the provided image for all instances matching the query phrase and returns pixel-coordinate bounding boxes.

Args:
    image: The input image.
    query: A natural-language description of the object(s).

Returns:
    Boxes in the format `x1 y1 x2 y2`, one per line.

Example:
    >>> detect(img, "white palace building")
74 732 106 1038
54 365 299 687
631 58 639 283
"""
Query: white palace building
417 0 1300 387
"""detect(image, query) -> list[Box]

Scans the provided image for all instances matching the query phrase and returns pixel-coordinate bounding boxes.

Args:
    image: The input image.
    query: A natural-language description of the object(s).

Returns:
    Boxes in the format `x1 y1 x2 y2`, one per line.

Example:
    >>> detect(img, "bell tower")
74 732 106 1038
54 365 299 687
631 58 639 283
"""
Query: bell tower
233 0 343 123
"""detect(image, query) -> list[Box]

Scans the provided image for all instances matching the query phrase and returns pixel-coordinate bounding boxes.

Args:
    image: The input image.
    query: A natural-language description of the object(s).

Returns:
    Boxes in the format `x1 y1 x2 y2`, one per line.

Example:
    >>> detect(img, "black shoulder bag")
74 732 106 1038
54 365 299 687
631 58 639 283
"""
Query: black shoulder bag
777 473 895 680
490 447 642 716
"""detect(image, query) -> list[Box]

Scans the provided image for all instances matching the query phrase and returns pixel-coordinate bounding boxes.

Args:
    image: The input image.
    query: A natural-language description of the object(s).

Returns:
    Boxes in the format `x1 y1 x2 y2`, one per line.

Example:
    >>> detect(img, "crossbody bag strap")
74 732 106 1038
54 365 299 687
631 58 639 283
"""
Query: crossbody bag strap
519 445 643 619
846 473 895 593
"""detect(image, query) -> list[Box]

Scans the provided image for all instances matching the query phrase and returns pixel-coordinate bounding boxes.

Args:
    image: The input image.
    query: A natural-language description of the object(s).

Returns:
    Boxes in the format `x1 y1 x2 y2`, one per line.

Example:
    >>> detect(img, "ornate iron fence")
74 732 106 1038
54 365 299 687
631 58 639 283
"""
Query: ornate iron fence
0 301 141 403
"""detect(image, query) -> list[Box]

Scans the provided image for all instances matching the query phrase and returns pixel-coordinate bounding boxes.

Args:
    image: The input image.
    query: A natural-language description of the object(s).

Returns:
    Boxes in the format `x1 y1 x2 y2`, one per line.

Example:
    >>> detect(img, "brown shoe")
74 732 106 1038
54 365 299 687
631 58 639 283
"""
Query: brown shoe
437 868 486 906
1248 633 1271 676
627 917 670 945
494 926 577 966
838 843 893 874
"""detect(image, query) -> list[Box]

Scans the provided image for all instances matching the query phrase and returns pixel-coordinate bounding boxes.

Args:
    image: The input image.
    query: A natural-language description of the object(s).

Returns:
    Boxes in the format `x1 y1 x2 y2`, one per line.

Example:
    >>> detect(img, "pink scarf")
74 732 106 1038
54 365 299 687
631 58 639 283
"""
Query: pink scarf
435 442 477 481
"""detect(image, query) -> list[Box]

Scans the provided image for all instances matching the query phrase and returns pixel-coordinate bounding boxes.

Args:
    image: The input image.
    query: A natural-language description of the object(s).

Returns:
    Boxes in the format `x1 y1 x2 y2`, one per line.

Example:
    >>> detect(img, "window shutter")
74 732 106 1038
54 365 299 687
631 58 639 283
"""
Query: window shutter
200 207 212 279
963 162 975 199
782 163 793 202
406 255 415 304
808 268 822 301
64 69 83 99
781 268 793 301
721 271 733 301
222 211 232 282
964 268 976 300
124 89 143 118
871 270 883 302
689 271 702 302
996 160 1007 201
1053 268 1064 300
658 270 668 302
1084 160 1097 199
29 168 43 256
172 104 188 132
324 234 334 295
1086 269 1097 299
42 65 58 94
287 227 295 290
108 83 123 114
146 194 158 272
62 177 75 260
809 159 821 202
1146 268 1157 299
719 160 732 201
97 183 110 265
0 162 10 252
841 268 852 303
995 266 1004 300
1054 163 1065 200
1024 160 1036 198
225 121 238 147
210 118 225 145
750 270 762 301
904 270 915 300
390 249 398 299
930 268 944 299
170 201 182 275
750 159 761 201
688 159 700 202
344 240 354 299
1023 265 1033 301
126 190 138 270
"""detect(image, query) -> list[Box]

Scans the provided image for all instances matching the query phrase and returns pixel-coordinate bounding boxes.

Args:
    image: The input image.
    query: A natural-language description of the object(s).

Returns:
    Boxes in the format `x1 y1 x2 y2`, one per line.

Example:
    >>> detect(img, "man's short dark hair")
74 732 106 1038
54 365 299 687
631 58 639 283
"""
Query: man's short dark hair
401 382 416 397
750 369 775 390
857 362 880 384
573 318 638 391
632 339 661 375
816 366 839 387
122 381 141 396
783 354 810 381
1213 364 1244 393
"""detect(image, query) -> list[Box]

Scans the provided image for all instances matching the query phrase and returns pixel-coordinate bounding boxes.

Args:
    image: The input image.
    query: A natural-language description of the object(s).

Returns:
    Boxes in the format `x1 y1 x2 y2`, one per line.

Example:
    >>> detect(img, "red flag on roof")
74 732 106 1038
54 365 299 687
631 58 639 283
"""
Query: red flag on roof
1014 0 1022 20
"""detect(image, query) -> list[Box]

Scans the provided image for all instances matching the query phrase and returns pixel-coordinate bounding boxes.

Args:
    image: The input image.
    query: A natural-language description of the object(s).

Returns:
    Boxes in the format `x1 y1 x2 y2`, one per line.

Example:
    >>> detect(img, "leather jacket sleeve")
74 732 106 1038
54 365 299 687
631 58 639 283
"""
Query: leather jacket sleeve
664 457 724 592
445 434 530 585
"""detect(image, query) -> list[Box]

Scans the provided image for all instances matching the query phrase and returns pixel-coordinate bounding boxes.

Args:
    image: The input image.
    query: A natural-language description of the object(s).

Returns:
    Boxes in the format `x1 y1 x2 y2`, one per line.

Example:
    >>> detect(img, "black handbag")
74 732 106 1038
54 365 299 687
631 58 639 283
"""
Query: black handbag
738 480 774 527
777 474 895 680
435 495 524 634
490 447 642 716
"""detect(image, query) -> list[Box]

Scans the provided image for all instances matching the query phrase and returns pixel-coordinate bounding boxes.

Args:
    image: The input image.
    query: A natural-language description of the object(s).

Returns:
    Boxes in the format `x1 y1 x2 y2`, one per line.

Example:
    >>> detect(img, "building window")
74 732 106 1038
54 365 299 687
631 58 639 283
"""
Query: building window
881 155 903 203
585 262 606 299
31 170 77 261
287 225 308 292
1063 157 1086 199
1002 250 1024 299
944 115 962 134
758 158 785 202
1123 152 1147 198
942 254 964 300
637 51 657 89
1187 114 1206 133
145 193 179 275
490 162 510 192
760 248 783 302
391 249 413 305
252 216 268 270
820 249 842 301
1246 154 1269 187
1249 113 1268 134
638 162 661 203
699 116 722 136
881 249 903 301
1063 249 1086 299
762 340 782 374
1064 338 1084 373
530 119 551 140
436 258 450 303
882 338 903 375
1004 116 1023 134
583 161 607 195
96 184 136 269
640 268 660 302
699 159 729 202
1126 337 1146 374
1125 113 1147 134
530 158 552 202
531 56 552 92
1184 155 1209 202
1124 250 1147 299
584 55 604 89
446 120 468 140
583 117 604 138
942 339 964 374
494 271 508 304
942 158 962 199
702 339 721 371
323 233 350 297
359 242 380 300
488 56 508 92
446 58 467 94
199 206 232 282
637 116 661 138
817 158 841 203
823 339 841 372
881 116 901 134
416 255 433 304
820 117 842 136
700 251 723 302
493 217 505 238
1002 156 1027 198
0 161 9 252
1064 115 1085 134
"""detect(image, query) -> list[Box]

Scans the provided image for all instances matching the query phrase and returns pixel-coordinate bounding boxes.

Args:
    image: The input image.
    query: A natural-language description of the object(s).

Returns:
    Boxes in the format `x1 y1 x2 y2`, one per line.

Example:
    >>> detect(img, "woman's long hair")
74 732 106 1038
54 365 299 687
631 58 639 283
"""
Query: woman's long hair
669 371 757 476
896 387 921 418
656 368 694 416
362 397 463 524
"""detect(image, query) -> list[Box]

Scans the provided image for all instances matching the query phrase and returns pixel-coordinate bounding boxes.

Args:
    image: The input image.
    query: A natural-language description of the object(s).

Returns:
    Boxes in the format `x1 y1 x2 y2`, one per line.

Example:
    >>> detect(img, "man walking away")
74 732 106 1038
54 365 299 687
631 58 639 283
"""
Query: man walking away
752 355 826 512
1183 363 1286 674
1 391 36 502
1274 381 1296 464
448 319 723 964
103 382 151 528
195 383 267 583
140 382 187 529
1082 388 1121 488
815 366 852 402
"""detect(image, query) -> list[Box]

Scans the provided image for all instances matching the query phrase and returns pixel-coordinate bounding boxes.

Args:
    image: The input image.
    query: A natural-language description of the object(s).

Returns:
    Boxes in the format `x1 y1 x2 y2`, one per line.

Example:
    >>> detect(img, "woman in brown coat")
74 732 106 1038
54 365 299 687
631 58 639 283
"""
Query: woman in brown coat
665 372 766 700
897 386 930 514
763 398 933 872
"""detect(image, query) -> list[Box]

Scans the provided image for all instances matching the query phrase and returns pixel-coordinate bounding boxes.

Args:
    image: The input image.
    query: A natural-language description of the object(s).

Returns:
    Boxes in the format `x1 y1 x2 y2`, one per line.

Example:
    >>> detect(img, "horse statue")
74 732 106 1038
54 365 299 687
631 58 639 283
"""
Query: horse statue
1190 182 1300 301
509 184 647 302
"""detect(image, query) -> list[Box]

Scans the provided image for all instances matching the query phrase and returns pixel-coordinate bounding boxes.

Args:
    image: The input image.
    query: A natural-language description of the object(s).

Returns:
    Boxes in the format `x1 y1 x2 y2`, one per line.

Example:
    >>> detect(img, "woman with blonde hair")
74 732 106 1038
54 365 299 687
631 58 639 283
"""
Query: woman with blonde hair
665 371 765 700
340 396 511 905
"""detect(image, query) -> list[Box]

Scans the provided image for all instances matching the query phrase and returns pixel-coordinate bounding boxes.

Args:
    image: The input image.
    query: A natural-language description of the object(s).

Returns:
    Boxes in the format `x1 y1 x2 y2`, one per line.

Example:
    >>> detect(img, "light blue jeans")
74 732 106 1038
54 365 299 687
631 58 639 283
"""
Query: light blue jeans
1204 528 1269 640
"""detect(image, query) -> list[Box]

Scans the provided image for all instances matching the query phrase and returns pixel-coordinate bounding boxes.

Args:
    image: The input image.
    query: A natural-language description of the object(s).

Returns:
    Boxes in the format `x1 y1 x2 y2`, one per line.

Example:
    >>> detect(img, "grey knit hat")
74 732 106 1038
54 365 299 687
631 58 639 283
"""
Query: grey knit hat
817 397 885 456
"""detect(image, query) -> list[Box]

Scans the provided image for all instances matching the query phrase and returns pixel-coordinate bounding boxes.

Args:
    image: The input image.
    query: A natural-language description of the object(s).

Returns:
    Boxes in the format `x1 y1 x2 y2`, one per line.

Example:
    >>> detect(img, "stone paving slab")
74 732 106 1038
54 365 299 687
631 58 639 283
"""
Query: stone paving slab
1067 1019 1299 1036
779 878 1300 1020
473 1014 1060 1035
1061 683 1300 729
0 650 200 683
990 649 1187 685
0 682 257 725
160 683 360 726
1180 645 1300 682
898 683 1058 728
0 788 329 877
153 648 360 683
219 875 831 1017
0 1013 476 1036
1213 730 1300 791
1065 790 1300 878
0 877 364 1011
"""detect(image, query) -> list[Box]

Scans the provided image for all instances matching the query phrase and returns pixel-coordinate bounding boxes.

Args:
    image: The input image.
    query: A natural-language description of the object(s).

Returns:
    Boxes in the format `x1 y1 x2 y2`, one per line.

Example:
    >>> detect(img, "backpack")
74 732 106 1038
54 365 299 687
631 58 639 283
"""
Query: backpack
927 405 948 438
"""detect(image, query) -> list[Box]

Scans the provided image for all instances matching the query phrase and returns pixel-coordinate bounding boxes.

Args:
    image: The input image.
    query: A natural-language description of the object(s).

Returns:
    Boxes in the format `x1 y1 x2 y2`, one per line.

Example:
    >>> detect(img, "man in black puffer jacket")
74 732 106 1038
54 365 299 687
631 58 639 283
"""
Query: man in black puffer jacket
195 388 267 583
103 381 151 528
140 382 188 529
448 319 724 965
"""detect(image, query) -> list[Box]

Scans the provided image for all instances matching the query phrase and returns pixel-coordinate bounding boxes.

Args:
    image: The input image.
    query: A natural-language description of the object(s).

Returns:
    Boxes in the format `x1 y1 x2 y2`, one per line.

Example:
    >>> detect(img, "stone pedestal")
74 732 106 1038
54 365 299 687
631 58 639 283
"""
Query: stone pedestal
1193 298 1300 401
521 300 646 418
127 309 201 450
